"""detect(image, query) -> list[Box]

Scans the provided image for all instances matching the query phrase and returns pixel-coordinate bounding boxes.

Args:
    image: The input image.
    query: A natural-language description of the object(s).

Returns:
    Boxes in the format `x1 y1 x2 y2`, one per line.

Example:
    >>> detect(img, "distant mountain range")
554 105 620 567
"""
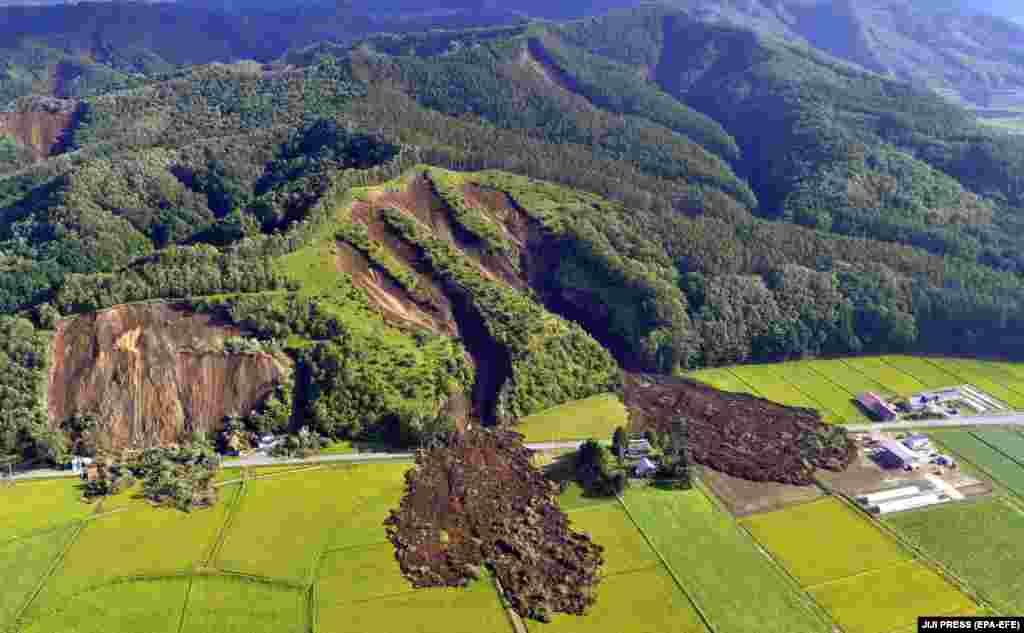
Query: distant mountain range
656 0 1024 109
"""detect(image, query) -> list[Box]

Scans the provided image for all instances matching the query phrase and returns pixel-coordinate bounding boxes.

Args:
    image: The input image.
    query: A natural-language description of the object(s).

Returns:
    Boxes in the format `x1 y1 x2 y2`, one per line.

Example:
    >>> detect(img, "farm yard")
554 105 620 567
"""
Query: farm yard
690 355 1024 425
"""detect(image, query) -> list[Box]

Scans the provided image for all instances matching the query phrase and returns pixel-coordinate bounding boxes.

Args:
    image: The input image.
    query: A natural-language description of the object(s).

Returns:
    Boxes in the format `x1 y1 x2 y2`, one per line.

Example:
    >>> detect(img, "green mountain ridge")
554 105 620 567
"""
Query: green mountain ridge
4 6 1024 462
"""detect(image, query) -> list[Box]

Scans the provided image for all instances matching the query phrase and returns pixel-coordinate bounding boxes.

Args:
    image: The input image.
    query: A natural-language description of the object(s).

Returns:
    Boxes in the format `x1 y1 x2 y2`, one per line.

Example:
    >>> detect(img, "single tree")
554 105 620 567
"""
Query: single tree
611 426 627 464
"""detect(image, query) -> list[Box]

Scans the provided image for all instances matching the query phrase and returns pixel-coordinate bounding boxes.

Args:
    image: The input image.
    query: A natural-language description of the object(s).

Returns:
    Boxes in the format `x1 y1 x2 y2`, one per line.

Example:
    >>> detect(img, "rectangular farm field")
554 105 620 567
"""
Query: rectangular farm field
622 487 831 633
727 367 821 412
0 525 76 630
181 576 307 633
0 479 94 542
934 432 1024 498
970 430 1024 464
20 577 189 633
775 362 868 423
804 360 888 399
879 356 963 390
217 464 409 582
887 497 1024 615
25 484 240 620
563 504 659 577
740 498 910 587
319 577 511 633
516 394 628 443
528 567 708 633
808 561 975 633
689 368 755 395
842 358 925 397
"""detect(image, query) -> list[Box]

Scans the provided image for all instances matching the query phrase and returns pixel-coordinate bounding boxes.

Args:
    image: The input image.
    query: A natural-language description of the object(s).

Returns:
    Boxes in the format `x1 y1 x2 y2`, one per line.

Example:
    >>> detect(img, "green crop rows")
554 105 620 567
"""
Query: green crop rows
887 497 1024 615
934 432 1024 500
621 487 832 633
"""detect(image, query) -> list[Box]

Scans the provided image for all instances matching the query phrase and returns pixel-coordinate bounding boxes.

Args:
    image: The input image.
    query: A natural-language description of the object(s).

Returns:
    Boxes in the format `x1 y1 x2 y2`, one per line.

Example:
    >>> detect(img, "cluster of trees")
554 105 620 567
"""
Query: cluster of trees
82 437 222 512
382 206 621 421
0 317 62 464
574 439 626 497
132 440 222 511
427 169 517 259
352 38 755 209
54 245 293 314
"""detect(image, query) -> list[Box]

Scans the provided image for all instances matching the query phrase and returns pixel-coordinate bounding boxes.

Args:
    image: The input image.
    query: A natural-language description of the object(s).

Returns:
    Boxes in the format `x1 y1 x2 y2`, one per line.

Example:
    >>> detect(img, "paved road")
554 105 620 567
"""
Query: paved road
6 441 586 482
844 414 1024 432
10 417 1024 482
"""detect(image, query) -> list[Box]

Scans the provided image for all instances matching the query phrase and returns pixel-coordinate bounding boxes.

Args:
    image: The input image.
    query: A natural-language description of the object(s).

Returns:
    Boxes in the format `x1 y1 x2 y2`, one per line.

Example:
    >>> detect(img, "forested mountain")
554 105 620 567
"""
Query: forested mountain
661 0 1024 109
4 4 1024 462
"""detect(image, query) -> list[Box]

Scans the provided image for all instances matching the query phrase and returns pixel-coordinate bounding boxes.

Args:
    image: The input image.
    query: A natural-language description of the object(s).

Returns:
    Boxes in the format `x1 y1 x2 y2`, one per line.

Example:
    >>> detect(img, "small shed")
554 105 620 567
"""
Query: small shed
635 457 658 478
627 439 652 456
903 435 930 451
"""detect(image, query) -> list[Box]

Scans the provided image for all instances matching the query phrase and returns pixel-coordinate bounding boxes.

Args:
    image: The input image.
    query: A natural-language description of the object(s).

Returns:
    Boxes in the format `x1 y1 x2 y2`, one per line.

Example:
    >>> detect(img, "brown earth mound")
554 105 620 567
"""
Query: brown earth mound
49 302 289 450
385 429 604 622
624 373 854 485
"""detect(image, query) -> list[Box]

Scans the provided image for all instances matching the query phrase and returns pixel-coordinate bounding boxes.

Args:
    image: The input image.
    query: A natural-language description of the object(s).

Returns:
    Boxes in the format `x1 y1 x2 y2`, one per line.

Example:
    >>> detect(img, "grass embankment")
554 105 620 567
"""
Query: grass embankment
690 355 1024 424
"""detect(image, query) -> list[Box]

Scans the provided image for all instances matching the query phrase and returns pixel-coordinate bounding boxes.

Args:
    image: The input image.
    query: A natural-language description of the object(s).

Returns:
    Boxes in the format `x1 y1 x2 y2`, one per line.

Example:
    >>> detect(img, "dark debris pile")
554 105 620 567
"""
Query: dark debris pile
624 373 855 485
385 428 604 622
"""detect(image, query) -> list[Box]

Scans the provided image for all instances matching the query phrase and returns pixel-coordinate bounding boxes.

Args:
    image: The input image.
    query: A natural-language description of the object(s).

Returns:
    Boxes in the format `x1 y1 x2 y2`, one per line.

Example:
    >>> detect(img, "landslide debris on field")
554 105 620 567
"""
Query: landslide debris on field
623 373 855 485
385 429 604 622
49 302 289 450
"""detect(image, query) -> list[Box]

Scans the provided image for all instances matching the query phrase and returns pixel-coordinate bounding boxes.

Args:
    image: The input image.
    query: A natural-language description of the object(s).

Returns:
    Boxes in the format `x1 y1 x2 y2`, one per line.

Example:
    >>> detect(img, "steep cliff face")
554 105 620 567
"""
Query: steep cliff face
49 302 289 449
0 108 75 161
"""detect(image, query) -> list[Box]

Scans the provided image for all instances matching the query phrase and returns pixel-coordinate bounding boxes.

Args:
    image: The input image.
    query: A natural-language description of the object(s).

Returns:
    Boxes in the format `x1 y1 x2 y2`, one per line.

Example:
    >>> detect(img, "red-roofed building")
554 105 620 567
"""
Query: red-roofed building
857 392 898 421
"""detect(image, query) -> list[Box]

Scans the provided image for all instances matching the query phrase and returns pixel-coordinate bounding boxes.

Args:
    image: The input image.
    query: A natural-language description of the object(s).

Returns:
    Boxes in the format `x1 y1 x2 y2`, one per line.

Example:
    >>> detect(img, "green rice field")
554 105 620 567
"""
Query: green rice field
5 462 492 633
516 394 628 443
740 497 977 633
740 498 910 587
887 497 1024 615
932 431 1024 499
690 355 1024 424
621 487 832 633
808 561 975 633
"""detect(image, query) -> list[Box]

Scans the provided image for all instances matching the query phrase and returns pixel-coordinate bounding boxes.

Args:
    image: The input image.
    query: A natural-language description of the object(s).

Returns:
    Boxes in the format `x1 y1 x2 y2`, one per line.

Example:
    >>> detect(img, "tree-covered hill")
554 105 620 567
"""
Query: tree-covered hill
5 5 1024 461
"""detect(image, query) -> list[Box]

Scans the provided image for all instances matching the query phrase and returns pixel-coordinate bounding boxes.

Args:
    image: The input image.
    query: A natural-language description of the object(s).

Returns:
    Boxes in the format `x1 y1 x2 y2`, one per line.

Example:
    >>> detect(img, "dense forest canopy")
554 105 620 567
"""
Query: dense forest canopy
4 3 1024 460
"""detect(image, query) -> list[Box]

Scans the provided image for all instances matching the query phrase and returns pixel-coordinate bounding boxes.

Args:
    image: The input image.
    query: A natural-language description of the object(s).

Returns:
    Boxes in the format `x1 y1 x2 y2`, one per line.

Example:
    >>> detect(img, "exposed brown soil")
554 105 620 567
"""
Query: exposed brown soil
345 176 529 423
701 466 824 517
49 302 289 450
623 372 855 485
334 240 451 335
386 429 604 622
0 105 75 161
